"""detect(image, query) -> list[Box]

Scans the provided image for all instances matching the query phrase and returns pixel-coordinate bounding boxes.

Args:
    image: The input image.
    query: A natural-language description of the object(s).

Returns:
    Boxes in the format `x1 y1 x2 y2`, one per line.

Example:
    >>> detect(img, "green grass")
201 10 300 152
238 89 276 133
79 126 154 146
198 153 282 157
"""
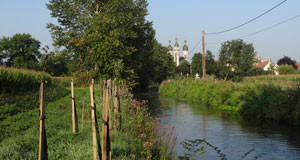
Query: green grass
159 77 300 126
0 86 173 159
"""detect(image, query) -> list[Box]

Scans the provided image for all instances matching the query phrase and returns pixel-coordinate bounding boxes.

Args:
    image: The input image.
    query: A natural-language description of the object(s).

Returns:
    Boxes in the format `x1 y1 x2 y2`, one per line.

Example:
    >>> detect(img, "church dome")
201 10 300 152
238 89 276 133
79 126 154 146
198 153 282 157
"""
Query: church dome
174 42 179 47
183 40 188 51
183 44 188 51
168 45 173 51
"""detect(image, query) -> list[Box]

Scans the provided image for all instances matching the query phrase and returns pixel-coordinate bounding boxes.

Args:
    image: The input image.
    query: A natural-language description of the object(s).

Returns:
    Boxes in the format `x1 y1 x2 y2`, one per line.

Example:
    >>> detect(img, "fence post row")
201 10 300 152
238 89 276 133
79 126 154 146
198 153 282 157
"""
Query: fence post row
71 79 78 133
38 81 48 160
90 79 102 160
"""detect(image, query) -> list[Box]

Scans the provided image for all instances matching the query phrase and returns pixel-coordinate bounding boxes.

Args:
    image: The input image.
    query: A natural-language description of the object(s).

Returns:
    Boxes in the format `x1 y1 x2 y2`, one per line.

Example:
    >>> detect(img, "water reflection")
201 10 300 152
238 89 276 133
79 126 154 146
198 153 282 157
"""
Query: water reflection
136 92 300 160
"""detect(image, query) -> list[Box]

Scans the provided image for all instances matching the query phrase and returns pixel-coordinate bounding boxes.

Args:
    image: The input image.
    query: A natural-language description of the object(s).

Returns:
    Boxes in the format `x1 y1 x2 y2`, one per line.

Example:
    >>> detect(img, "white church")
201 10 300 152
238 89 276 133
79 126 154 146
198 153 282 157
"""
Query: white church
168 37 189 66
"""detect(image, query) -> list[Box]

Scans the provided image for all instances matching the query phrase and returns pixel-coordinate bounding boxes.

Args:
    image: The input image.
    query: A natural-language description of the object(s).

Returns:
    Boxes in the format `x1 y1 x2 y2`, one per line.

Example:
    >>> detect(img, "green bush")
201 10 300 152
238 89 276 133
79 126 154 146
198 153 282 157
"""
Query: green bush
277 64 297 75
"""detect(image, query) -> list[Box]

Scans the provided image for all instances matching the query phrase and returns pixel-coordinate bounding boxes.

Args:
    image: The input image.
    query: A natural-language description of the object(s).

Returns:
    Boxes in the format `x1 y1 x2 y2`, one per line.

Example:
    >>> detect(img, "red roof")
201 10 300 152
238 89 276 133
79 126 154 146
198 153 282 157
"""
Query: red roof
296 63 300 69
255 61 269 69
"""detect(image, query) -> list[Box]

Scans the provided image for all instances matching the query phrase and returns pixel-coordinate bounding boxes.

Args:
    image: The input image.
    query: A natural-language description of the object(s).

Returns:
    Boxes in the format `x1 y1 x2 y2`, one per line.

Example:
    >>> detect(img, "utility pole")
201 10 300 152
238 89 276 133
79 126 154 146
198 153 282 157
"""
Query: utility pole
202 30 206 79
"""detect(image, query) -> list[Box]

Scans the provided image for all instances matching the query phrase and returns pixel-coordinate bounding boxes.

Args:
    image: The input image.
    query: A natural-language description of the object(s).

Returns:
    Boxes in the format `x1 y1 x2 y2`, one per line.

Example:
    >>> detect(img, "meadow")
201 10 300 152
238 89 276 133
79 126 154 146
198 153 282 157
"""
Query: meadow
0 67 175 159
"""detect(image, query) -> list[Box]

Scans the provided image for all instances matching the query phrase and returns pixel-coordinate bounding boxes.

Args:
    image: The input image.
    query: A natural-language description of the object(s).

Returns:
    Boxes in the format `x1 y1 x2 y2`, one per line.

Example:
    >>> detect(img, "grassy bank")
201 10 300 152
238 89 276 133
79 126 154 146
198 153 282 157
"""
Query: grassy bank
159 77 300 126
0 67 174 159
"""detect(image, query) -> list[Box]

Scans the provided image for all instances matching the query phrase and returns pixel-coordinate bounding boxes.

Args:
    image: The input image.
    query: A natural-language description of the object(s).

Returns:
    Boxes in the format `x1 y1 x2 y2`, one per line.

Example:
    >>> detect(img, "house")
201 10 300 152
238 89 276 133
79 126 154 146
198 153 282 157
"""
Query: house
296 63 300 71
255 56 279 75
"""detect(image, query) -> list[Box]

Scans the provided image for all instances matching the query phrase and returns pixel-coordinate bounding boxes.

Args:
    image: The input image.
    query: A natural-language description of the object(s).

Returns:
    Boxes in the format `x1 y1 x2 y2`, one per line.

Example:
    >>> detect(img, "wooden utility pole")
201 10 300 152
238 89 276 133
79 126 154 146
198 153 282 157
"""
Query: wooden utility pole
38 81 48 160
202 30 206 79
71 79 78 133
90 79 102 160
102 80 111 160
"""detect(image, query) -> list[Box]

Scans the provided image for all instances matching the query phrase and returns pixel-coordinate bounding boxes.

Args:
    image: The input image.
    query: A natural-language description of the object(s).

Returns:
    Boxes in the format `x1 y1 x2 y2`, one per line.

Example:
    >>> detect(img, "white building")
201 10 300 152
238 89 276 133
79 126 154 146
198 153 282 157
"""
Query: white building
255 56 279 75
168 37 189 66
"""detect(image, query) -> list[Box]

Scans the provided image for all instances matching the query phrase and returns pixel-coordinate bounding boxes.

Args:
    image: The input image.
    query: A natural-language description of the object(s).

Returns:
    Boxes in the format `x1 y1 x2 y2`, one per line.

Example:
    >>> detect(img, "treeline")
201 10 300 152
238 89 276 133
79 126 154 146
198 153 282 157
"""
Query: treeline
177 40 300 81
0 0 175 90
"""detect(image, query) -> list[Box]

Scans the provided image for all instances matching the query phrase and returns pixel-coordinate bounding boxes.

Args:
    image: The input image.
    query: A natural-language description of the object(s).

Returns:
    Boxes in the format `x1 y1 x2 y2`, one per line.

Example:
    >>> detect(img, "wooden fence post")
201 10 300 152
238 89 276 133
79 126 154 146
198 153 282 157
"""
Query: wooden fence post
102 79 111 160
71 79 78 133
90 79 102 160
82 101 85 129
38 81 48 160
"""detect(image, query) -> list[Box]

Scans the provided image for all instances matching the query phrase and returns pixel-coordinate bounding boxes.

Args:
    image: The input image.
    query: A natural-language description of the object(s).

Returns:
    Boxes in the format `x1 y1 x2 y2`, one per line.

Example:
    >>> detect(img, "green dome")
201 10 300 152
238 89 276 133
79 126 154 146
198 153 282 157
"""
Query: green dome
174 42 179 47
168 45 172 50
183 45 188 51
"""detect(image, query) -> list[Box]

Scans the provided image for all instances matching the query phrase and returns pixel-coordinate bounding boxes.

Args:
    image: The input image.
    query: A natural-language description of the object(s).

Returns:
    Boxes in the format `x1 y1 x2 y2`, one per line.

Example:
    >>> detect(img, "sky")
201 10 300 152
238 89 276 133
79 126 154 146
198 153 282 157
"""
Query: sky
0 0 299 62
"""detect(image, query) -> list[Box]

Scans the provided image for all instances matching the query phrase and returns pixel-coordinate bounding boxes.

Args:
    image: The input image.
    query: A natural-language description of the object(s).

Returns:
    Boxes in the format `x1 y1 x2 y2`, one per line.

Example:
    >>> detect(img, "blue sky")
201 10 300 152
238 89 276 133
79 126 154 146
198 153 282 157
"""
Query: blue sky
0 0 299 62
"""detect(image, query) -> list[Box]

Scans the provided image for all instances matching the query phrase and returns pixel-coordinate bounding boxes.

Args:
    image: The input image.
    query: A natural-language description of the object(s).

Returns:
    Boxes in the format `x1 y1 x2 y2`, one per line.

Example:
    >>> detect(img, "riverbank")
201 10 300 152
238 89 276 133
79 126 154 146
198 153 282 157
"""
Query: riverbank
158 77 300 126
0 67 174 159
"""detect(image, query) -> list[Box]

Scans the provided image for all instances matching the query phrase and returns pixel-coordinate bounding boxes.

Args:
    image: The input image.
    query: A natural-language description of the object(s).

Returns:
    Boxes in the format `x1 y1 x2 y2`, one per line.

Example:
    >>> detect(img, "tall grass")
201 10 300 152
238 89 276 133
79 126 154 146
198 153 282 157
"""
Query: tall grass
159 77 300 126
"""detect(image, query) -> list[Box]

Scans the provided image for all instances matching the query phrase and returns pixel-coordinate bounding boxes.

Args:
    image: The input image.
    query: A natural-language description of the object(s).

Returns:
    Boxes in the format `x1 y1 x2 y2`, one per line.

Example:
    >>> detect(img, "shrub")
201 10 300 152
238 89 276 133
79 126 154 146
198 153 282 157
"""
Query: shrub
277 64 297 75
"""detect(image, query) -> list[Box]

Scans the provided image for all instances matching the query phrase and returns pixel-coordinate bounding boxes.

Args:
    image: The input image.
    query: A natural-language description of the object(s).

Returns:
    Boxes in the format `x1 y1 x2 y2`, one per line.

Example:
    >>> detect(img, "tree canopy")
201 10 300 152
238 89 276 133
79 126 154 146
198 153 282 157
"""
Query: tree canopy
218 40 256 81
178 60 190 75
191 50 215 76
277 56 297 69
0 33 40 70
47 0 174 89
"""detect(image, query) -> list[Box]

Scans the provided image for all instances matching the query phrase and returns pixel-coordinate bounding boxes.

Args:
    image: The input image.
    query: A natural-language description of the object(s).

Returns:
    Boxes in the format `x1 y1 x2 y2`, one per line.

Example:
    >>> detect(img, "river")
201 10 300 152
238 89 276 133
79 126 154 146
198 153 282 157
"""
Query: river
137 92 300 160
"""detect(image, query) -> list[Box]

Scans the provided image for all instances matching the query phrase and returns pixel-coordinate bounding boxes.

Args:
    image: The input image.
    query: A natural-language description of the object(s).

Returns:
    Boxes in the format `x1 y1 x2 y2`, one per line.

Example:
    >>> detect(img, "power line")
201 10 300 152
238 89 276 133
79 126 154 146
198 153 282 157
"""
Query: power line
206 0 288 35
190 39 202 53
238 14 300 39
206 13 300 45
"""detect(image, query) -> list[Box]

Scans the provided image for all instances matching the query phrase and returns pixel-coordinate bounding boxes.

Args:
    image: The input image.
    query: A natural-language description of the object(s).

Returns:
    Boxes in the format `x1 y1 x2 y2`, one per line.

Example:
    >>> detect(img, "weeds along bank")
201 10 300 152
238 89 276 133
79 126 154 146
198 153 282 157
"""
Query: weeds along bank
0 67 174 159
159 77 300 126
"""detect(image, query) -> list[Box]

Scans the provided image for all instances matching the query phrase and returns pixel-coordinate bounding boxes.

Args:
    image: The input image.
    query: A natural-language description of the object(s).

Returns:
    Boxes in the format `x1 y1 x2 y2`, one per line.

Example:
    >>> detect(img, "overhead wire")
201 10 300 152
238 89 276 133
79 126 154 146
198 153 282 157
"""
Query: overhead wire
205 0 288 35
237 13 300 39
205 13 300 45
189 39 202 53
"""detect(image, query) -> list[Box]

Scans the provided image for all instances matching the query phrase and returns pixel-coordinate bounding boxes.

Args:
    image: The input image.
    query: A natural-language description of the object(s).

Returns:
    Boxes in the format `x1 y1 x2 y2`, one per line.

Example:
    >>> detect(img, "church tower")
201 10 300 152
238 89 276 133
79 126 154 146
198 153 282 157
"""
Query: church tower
167 40 173 56
183 40 189 62
174 37 180 66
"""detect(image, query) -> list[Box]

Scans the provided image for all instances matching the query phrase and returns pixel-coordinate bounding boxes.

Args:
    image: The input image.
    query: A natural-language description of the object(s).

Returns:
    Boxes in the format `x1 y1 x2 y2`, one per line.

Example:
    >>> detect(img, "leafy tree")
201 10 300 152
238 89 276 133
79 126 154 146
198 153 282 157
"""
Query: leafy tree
277 64 296 75
40 46 69 76
47 0 155 88
191 50 216 76
277 56 297 69
0 33 40 70
151 40 175 84
218 40 256 81
178 60 190 75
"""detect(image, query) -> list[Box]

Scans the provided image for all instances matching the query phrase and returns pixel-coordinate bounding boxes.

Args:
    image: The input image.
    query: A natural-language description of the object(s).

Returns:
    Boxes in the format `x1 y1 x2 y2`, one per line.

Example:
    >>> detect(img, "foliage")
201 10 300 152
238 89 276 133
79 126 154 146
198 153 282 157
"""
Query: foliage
0 66 52 94
277 56 297 69
159 77 300 126
277 64 297 75
178 60 190 75
0 33 40 70
190 50 216 76
39 46 69 76
218 39 256 81
47 0 158 89
150 41 175 84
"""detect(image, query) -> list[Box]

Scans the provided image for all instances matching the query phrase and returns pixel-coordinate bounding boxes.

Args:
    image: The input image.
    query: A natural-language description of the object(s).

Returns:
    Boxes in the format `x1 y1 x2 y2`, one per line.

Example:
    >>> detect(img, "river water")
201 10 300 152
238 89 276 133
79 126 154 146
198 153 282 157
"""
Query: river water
137 92 300 160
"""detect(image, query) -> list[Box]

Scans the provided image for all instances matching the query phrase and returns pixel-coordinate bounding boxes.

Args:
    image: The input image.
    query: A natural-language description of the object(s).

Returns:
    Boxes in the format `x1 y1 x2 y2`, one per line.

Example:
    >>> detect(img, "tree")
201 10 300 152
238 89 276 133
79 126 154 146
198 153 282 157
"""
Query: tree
178 60 190 75
0 33 40 70
277 56 297 69
218 40 256 81
47 0 155 88
39 46 69 76
277 64 296 75
191 50 215 76
151 40 175 84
